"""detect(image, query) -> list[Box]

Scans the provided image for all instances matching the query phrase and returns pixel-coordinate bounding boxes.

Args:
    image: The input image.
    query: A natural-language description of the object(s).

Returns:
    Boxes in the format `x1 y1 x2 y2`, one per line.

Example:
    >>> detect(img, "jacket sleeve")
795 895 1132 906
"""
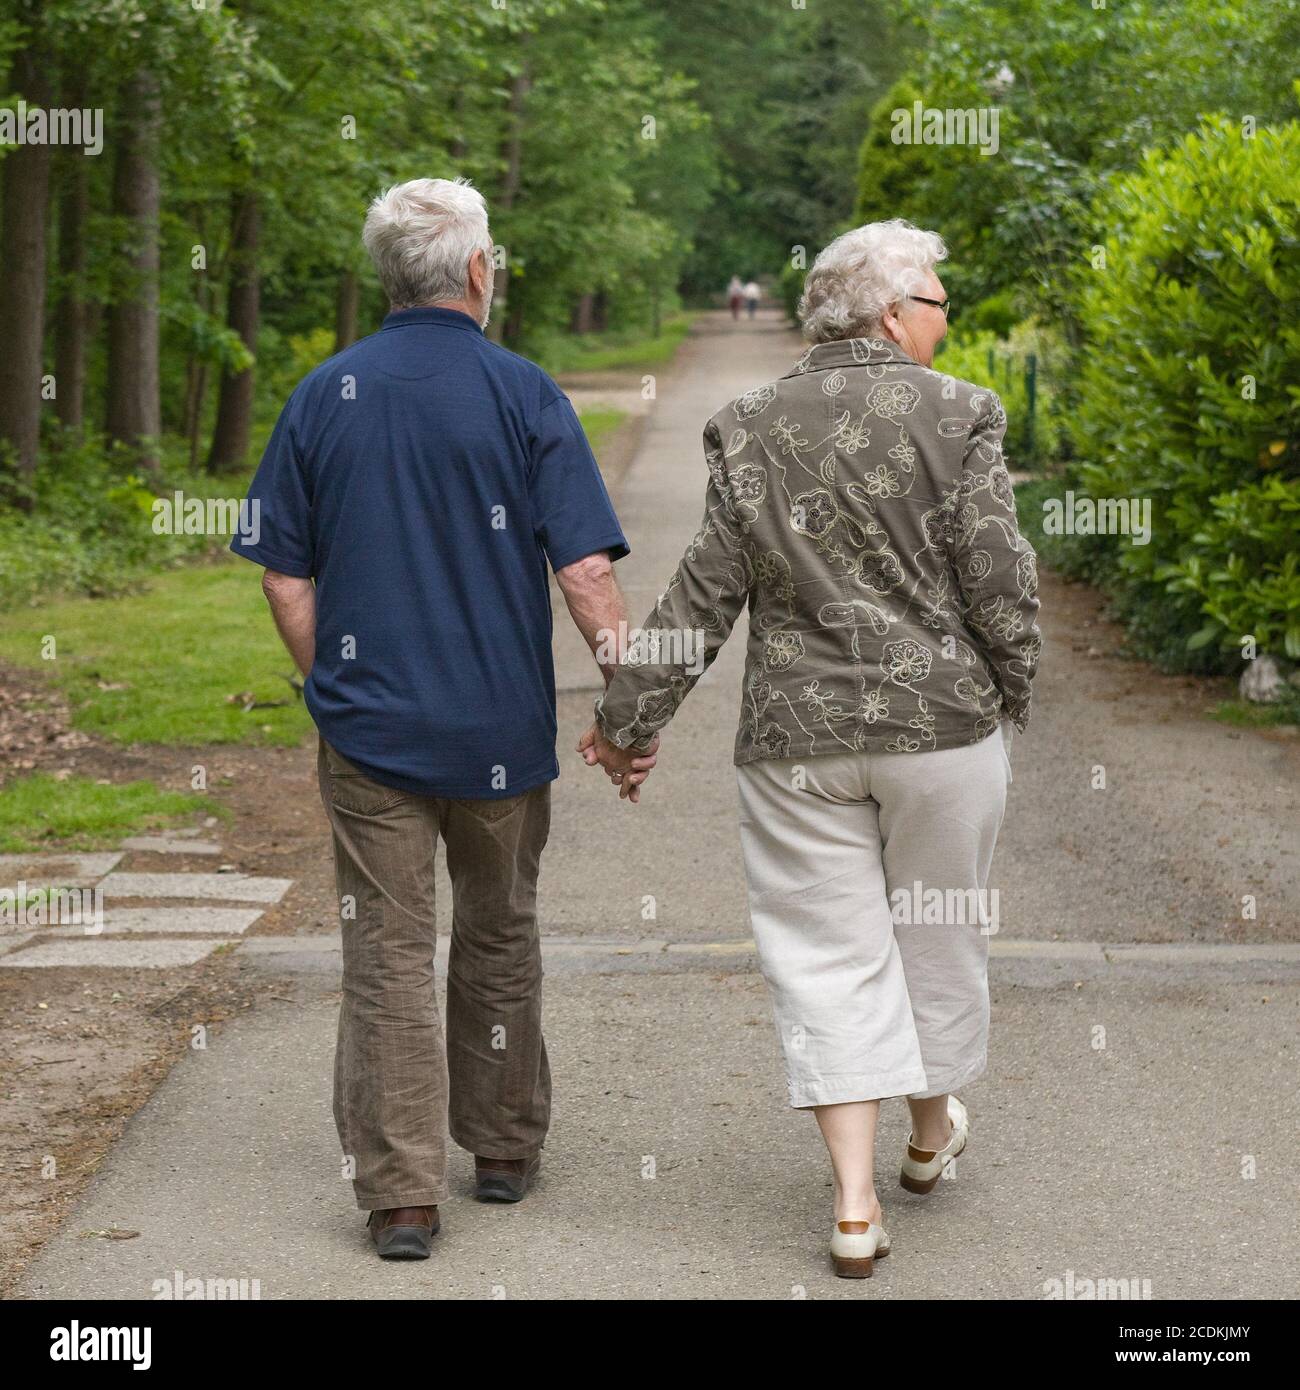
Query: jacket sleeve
949 390 1042 732
594 420 752 750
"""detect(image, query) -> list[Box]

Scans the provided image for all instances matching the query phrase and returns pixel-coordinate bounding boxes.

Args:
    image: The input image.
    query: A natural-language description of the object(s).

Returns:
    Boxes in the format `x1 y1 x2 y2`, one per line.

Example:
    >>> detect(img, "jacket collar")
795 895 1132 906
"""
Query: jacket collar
783 336 917 377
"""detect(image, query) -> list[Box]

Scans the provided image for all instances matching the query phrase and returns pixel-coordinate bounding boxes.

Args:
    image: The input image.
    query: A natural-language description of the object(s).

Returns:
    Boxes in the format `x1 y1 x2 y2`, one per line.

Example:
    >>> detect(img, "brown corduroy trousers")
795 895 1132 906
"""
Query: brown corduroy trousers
317 737 552 1210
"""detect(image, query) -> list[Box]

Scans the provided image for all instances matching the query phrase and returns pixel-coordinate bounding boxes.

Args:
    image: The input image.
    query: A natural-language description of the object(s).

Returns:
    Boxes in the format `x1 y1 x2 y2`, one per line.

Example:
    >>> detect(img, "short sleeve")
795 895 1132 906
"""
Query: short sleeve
527 394 630 572
228 396 314 577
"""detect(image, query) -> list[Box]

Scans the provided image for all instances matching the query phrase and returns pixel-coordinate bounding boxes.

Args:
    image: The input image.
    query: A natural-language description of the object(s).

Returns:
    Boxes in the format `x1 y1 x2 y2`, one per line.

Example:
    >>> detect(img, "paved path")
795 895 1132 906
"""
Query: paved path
14 311 1300 1300
1 830 291 966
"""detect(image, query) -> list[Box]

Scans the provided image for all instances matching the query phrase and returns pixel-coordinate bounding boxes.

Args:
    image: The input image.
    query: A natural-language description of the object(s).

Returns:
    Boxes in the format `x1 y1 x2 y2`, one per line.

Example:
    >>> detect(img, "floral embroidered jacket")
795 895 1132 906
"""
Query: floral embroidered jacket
594 335 1042 763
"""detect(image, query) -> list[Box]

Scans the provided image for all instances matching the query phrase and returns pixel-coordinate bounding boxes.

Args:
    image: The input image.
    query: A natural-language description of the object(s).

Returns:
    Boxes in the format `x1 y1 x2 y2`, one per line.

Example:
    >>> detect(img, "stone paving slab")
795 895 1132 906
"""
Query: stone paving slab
0 938 236 969
37 907 264 939
119 836 222 855
98 872 292 903
0 851 123 891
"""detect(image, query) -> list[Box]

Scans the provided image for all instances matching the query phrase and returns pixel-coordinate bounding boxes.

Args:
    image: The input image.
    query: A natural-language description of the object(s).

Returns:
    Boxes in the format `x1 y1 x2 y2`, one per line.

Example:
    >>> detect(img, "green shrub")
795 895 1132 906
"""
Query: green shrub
962 291 1019 338
778 261 806 329
0 425 253 610
932 322 1064 470
1067 115 1300 672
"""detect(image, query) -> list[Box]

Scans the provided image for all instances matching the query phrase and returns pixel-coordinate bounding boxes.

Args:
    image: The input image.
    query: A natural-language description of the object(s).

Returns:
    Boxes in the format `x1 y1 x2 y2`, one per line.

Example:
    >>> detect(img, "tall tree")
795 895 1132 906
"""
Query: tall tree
206 186 260 472
104 68 162 468
486 47 531 345
52 78 91 431
0 0 54 497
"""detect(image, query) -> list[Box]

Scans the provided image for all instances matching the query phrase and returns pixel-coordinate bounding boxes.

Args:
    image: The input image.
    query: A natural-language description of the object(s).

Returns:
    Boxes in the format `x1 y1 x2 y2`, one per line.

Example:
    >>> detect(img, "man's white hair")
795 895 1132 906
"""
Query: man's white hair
362 176 494 310
798 219 948 344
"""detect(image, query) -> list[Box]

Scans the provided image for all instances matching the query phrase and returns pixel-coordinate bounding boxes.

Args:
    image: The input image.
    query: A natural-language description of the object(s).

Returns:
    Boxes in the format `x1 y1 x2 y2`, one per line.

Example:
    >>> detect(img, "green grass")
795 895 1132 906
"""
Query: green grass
0 562 314 747
0 774 221 853
532 313 695 375
578 407 629 457
1209 693 1300 729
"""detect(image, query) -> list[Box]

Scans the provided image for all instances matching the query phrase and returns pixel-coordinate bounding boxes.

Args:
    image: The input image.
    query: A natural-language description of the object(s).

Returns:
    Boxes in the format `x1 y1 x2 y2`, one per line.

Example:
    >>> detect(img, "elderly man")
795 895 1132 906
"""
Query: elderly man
232 177 654 1259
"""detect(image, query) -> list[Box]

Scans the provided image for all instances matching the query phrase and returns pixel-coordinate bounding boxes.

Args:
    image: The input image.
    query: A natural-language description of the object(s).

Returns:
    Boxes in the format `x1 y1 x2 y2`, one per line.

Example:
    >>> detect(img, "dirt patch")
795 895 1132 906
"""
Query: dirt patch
0 950 289 1297
1041 569 1300 745
0 662 92 788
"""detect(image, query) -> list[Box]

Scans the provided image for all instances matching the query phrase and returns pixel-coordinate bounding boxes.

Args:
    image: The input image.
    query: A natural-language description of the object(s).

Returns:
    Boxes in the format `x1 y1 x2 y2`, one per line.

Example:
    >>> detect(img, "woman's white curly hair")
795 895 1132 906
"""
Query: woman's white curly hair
798 220 948 344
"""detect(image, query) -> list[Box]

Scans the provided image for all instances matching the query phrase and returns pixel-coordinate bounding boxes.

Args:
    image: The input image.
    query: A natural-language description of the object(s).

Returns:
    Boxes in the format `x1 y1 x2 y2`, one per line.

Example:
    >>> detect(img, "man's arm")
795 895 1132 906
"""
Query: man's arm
554 550 629 686
555 550 658 799
261 570 316 678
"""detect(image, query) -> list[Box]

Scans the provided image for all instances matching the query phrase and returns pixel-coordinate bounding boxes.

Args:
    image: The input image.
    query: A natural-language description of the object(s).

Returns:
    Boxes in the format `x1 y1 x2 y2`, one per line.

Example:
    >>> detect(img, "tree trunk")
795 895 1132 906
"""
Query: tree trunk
571 292 595 334
105 69 162 470
486 53 531 345
333 268 359 353
53 119 90 431
207 188 261 473
0 11 54 497
185 357 208 470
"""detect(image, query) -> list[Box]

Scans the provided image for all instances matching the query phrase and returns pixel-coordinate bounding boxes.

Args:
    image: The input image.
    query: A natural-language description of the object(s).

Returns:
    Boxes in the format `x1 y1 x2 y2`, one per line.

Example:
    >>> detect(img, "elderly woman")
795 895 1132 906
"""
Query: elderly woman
581 219 1042 1277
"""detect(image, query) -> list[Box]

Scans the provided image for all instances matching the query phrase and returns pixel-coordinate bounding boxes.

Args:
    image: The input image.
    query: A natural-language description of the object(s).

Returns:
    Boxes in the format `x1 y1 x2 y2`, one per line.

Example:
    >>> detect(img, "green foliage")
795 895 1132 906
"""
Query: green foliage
962 291 1018 338
0 426 253 610
854 79 956 228
878 0 1300 314
1068 116 1300 671
0 774 220 854
650 0 912 297
527 315 694 376
932 322 1065 469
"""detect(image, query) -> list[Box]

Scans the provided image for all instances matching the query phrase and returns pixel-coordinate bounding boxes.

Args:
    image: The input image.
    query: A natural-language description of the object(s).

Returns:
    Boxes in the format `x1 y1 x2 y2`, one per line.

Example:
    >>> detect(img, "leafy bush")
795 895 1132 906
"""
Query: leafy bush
932 321 1064 469
0 426 253 610
962 291 1019 337
1066 115 1300 672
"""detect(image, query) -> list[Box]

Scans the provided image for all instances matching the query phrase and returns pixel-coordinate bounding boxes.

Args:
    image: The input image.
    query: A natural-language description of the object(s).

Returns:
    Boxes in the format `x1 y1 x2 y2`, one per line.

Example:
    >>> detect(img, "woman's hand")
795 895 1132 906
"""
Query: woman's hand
577 723 660 802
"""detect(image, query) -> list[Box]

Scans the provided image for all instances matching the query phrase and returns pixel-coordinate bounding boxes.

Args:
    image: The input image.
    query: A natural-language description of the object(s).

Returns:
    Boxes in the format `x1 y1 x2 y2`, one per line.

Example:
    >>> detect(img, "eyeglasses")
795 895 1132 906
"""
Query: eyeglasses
907 294 950 318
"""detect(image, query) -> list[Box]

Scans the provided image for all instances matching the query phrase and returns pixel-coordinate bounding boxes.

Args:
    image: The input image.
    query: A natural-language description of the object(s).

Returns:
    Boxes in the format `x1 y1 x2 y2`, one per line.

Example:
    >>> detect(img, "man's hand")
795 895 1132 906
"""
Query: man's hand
576 723 659 803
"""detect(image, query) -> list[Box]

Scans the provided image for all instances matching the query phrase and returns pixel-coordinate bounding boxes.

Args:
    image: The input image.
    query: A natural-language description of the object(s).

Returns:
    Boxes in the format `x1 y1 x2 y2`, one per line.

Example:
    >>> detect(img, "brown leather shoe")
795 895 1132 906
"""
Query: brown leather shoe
474 1153 541 1203
367 1205 439 1259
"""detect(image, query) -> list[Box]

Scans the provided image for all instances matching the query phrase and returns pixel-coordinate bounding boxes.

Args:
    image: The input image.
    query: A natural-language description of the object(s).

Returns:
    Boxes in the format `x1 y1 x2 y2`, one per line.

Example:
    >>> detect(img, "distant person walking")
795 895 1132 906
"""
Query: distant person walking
727 275 744 320
743 278 761 319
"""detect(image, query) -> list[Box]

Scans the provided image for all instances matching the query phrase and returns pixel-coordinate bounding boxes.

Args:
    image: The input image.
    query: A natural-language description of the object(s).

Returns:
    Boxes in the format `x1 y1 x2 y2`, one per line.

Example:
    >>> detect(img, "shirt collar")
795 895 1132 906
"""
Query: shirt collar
782 336 917 377
380 306 484 335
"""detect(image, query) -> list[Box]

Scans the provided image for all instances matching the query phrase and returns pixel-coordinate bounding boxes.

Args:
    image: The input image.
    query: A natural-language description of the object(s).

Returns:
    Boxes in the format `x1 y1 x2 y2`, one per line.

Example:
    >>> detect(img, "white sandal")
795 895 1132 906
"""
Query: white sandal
829 1219 891 1278
900 1095 968 1194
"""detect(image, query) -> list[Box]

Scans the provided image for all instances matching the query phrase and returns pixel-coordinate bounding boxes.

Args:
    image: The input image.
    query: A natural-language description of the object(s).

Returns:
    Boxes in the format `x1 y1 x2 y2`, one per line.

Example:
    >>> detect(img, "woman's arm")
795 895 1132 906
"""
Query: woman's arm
949 392 1042 731
592 420 752 752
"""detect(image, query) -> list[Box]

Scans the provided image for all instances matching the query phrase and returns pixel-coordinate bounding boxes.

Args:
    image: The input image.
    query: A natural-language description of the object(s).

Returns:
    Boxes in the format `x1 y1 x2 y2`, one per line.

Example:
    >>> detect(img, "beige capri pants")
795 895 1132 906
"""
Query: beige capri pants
735 724 1012 1108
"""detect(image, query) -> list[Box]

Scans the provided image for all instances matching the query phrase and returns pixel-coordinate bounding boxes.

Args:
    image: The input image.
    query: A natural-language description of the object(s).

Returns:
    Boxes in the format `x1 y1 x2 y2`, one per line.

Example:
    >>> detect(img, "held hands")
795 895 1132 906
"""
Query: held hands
576 723 659 803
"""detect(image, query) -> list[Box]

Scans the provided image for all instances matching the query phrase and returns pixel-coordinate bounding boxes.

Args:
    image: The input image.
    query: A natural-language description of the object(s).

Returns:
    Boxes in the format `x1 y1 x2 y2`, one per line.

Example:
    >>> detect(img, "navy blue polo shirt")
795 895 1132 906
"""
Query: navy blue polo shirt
230 306 629 798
